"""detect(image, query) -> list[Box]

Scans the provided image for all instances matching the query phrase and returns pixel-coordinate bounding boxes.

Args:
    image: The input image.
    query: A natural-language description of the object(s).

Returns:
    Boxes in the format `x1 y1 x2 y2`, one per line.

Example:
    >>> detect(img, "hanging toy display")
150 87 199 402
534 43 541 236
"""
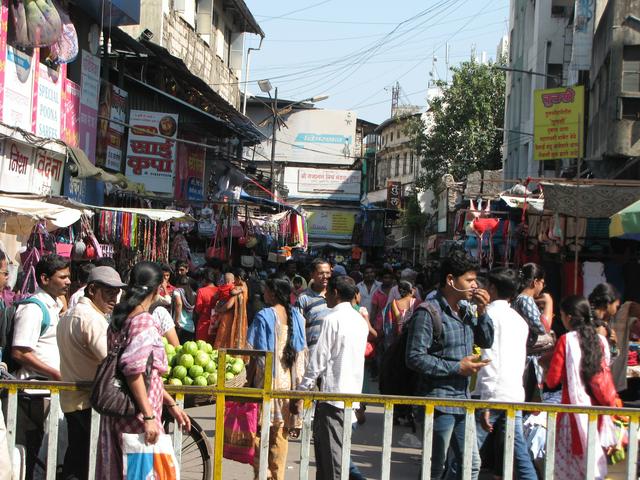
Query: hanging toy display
469 199 500 268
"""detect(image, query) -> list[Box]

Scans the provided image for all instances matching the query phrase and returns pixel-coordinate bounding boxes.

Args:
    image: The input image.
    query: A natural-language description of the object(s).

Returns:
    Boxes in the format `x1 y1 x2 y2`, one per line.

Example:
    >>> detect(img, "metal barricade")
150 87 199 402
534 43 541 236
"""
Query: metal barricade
1 350 639 480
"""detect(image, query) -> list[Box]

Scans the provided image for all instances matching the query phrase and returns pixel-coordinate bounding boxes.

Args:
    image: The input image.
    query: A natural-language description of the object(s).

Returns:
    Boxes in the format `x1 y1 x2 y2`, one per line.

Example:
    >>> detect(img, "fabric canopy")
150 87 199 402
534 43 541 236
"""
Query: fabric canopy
541 183 640 219
610 198 640 240
0 195 87 235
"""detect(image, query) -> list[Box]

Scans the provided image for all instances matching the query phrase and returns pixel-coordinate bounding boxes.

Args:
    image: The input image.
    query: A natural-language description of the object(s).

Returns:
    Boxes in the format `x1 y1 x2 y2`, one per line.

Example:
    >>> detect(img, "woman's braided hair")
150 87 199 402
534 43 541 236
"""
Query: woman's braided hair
561 295 604 385
266 275 297 369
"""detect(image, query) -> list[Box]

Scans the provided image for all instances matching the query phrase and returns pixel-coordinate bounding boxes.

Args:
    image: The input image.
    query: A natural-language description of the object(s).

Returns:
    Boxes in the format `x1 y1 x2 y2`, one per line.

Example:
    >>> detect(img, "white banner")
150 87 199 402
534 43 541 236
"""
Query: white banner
253 109 357 166
284 166 361 200
125 110 178 193
0 140 64 195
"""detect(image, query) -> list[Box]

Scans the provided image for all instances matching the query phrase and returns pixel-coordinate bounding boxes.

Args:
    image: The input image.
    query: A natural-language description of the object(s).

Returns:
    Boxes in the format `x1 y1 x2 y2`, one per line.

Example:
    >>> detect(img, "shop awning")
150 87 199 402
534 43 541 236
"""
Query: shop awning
541 183 640 218
610 198 640 240
0 195 89 235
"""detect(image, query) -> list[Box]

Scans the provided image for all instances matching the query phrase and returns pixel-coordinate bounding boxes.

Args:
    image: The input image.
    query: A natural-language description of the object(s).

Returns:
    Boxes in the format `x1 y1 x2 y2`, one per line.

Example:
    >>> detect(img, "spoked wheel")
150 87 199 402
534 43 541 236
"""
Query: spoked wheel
163 415 213 480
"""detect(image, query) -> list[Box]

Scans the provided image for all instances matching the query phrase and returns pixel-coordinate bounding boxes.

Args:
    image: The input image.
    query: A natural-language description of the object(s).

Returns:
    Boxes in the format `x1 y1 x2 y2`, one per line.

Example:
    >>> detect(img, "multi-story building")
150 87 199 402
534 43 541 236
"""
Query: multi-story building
503 0 584 180
122 0 264 110
587 0 640 177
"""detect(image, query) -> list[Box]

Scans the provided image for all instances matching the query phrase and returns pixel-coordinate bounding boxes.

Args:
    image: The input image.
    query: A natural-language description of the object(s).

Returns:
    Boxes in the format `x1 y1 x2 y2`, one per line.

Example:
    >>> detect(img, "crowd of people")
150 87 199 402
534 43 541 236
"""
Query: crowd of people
0 246 635 480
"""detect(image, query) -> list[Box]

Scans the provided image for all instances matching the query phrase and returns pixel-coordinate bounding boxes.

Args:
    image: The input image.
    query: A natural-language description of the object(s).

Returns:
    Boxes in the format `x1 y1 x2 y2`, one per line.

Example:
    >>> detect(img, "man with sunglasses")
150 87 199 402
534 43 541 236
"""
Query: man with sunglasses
57 266 125 480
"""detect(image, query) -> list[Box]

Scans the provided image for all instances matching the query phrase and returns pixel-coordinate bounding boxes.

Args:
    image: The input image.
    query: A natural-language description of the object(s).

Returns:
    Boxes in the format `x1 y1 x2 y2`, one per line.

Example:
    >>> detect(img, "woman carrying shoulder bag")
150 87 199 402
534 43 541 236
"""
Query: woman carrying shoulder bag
247 275 307 480
96 262 190 478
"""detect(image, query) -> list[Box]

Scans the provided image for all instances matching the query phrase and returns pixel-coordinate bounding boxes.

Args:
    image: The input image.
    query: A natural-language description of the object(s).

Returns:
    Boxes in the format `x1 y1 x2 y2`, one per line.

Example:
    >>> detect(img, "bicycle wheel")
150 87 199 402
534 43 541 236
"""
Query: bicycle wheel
163 416 213 480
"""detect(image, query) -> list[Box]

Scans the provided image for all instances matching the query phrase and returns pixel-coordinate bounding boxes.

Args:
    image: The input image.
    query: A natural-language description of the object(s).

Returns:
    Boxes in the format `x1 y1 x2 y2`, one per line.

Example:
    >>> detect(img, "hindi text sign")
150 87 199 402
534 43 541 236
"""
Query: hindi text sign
125 110 178 193
533 85 584 161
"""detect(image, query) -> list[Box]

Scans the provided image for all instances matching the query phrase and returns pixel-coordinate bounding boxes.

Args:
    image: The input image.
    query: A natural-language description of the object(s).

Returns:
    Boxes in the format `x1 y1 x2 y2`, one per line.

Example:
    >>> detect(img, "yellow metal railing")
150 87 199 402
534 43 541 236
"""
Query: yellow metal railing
2 350 640 480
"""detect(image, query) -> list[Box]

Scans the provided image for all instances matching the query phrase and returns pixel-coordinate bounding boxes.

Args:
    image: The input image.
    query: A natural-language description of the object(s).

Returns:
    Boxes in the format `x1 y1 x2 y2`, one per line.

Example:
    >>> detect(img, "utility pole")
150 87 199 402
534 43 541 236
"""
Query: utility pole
270 87 278 195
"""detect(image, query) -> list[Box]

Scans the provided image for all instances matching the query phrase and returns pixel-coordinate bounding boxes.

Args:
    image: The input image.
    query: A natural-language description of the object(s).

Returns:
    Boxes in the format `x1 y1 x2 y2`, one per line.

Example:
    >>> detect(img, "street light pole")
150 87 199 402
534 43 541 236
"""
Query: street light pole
270 87 278 195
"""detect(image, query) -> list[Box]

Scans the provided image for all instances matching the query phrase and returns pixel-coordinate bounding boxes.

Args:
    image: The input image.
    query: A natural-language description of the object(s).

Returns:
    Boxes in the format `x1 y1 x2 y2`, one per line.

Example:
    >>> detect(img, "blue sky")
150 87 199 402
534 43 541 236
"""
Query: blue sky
243 0 510 124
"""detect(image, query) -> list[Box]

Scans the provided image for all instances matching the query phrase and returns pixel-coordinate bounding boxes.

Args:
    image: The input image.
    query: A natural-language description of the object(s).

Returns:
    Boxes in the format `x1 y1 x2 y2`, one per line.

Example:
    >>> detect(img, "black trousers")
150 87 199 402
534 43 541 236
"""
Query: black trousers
62 409 92 480
313 402 344 480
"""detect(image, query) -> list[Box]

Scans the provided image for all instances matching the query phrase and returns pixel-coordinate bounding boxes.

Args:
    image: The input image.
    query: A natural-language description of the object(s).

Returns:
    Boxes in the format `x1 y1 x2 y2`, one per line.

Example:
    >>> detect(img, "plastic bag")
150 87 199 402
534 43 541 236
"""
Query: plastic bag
122 433 180 480
223 401 259 465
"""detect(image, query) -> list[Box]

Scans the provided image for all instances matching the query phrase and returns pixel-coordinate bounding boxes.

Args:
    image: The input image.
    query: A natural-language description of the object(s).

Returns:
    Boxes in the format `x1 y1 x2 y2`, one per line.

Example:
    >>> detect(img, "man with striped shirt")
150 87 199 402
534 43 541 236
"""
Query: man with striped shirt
296 258 332 349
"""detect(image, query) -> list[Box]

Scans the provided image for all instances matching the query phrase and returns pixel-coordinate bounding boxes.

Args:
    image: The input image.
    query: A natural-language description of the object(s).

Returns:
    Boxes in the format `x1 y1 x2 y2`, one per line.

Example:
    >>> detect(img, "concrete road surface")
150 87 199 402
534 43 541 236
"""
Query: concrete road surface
186 403 629 479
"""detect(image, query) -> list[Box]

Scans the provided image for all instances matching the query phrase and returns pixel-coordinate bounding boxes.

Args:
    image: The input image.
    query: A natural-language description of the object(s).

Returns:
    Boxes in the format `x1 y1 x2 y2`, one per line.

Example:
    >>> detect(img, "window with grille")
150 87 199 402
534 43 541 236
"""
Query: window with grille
623 46 640 93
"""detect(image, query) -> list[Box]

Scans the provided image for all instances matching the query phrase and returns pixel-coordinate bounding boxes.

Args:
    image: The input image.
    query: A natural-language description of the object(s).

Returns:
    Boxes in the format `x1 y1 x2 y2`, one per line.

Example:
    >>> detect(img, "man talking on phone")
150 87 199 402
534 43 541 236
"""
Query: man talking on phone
406 249 494 480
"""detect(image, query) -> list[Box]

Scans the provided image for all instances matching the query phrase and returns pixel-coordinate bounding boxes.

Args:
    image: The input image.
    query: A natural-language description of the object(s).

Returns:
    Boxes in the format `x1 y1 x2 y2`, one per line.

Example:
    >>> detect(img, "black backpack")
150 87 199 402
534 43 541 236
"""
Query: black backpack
379 301 443 396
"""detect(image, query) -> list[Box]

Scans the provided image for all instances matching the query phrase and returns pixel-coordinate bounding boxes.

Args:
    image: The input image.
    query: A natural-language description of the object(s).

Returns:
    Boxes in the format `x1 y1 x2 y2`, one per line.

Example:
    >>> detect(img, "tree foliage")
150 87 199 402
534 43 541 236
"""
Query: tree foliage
406 59 506 193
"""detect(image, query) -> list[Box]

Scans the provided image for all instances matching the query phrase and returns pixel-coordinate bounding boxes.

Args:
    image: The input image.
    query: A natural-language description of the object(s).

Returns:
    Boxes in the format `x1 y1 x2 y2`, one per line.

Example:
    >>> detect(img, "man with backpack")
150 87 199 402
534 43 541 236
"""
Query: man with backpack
405 249 494 480
12 254 70 380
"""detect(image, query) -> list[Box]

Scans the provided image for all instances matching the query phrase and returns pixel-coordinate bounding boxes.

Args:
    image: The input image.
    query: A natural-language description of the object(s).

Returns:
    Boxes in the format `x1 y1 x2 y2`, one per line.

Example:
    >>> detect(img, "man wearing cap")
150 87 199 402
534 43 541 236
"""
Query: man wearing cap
57 266 125 480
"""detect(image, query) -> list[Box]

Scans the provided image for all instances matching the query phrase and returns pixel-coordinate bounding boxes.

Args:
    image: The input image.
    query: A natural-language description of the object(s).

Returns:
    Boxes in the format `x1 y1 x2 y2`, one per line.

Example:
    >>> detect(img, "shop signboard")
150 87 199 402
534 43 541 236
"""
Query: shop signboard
0 2 7 116
0 139 64 195
283 167 361 200
533 85 584 160
79 50 101 163
176 139 205 201
387 181 402 209
307 209 356 240
2 46 35 132
63 79 80 147
96 82 128 171
125 110 178 193
253 109 356 166
34 63 65 140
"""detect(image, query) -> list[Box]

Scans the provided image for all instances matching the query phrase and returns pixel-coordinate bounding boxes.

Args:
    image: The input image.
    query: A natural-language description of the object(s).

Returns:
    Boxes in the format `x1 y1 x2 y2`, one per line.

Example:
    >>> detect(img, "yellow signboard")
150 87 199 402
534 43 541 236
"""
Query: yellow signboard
307 209 356 239
533 85 584 161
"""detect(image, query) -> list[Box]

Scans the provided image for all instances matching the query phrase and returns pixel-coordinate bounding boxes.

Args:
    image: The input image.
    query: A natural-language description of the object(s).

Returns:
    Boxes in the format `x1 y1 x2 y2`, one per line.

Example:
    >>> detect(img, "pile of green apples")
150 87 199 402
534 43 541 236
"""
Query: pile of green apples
161 339 245 387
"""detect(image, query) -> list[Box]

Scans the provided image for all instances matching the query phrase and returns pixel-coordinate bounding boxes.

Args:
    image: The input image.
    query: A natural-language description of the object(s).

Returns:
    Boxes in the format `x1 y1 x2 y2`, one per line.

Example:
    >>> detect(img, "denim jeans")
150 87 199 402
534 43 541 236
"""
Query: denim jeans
475 410 538 480
430 411 480 480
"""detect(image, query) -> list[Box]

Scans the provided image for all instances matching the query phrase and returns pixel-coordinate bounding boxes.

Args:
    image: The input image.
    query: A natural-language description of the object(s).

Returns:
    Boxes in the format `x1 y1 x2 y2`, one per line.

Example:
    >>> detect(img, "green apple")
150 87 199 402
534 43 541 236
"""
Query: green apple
183 341 198 356
195 351 210 367
189 365 204 378
205 360 217 374
230 359 244 375
179 354 194 369
194 376 208 387
172 365 187 380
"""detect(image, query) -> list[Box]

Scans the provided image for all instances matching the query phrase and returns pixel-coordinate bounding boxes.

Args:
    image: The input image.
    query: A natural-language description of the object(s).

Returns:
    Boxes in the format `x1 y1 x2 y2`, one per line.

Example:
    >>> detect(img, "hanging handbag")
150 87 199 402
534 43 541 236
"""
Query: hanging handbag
205 212 226 260
90 329 153 417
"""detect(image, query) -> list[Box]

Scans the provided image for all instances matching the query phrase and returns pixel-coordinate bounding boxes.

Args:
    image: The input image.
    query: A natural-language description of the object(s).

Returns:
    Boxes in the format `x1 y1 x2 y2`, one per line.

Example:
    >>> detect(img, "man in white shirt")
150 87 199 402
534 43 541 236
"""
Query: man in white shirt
12 254 70 380
58 266 125 480
473 268 537 480
11 254 70 477
356 265 381 314
297 275 368 480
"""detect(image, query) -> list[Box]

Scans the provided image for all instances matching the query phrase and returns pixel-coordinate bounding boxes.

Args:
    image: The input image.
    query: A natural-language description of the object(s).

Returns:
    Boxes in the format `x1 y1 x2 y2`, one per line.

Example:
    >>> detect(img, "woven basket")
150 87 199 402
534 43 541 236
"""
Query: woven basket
185 367 248 407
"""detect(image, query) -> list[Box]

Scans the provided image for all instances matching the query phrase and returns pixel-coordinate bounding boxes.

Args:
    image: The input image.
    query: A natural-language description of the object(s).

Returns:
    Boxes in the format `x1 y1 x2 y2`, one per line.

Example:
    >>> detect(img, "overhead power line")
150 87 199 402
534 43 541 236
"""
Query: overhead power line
257 0 334 23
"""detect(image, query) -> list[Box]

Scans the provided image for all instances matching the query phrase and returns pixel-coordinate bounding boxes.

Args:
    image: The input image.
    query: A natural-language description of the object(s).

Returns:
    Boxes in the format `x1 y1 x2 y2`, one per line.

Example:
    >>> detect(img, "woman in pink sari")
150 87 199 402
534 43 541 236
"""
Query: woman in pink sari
546 295 620 480
96 262 190 478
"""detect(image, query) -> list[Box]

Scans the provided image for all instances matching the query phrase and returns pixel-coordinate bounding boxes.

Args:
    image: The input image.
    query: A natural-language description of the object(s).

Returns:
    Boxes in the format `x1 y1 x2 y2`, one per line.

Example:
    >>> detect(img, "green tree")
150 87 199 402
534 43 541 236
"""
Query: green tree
406 59 506 192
